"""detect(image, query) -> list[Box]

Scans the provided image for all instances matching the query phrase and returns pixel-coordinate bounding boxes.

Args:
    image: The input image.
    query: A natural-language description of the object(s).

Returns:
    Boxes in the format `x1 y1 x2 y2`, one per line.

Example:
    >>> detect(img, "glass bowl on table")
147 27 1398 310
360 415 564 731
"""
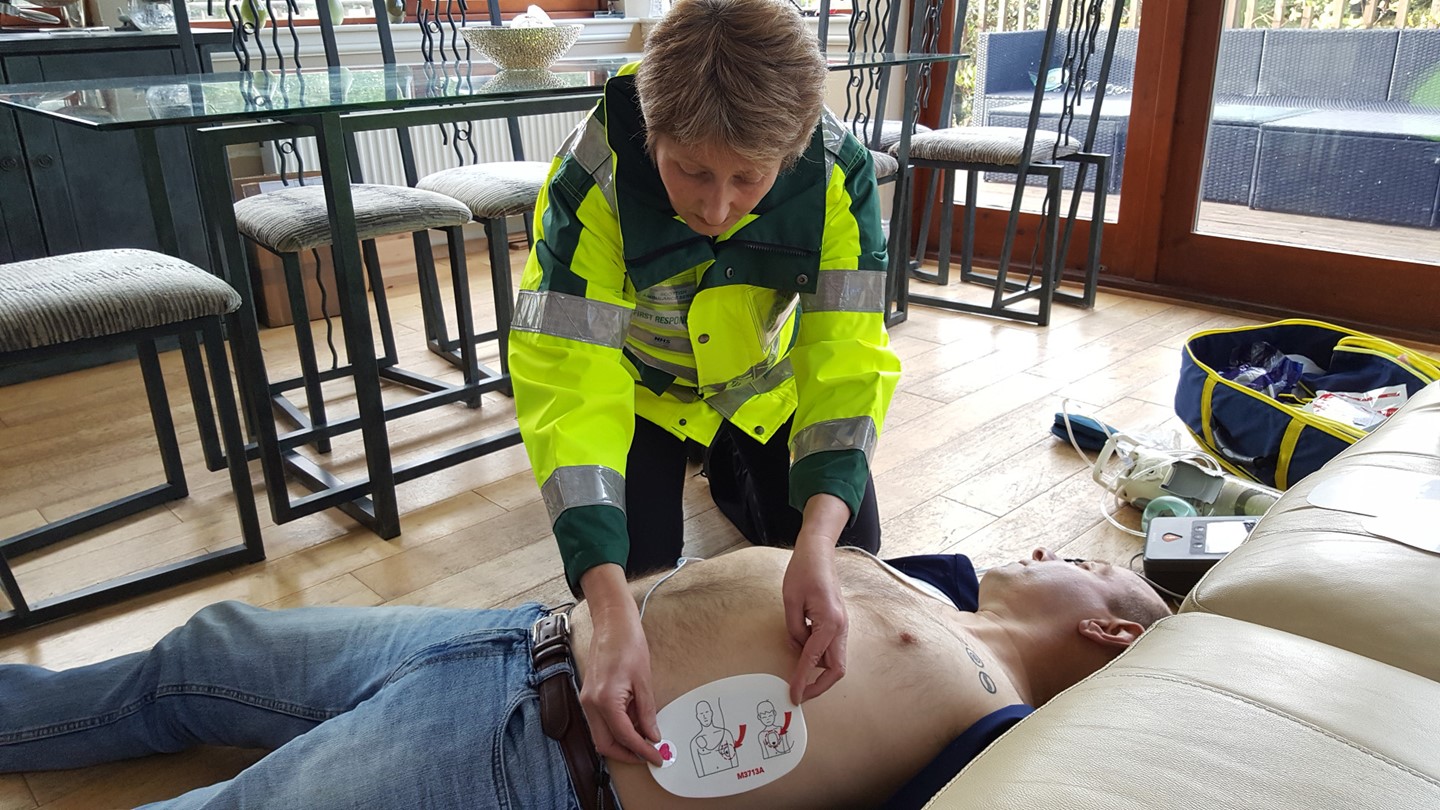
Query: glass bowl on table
461 22 583 72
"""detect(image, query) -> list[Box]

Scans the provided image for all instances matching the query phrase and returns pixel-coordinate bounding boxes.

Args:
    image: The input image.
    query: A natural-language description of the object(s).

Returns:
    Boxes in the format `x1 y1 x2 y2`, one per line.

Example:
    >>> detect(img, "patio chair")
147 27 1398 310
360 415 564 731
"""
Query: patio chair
0 249 262 633
899 0 1127 326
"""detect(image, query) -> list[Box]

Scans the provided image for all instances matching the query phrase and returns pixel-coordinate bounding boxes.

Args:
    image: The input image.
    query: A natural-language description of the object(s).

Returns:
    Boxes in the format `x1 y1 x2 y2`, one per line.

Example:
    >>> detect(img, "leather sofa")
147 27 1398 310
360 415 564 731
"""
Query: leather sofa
926 380 1440 808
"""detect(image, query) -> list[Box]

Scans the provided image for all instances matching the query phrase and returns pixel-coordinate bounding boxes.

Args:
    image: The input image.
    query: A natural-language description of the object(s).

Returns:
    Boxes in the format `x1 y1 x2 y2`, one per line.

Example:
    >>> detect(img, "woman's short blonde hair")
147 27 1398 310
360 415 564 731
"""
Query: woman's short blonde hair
636 0 827 168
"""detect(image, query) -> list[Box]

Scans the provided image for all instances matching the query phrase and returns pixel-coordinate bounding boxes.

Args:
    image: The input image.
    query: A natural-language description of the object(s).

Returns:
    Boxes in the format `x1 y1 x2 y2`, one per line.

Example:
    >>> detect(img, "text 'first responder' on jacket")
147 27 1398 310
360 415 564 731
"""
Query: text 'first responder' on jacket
509 64 901 589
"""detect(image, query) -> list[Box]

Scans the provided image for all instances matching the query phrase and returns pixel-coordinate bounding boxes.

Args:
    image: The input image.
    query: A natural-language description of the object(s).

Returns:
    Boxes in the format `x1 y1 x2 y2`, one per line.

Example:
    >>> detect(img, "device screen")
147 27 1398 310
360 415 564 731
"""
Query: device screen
1204 521 1249 554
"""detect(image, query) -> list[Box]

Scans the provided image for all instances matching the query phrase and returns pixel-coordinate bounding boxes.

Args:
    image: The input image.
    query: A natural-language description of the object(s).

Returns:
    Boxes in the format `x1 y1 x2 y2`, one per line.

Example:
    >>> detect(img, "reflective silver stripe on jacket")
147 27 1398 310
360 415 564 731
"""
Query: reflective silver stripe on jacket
512 289 632 348
820 110 847 177
625 345 700 383
560 113 618 211
802 269 887 313
705 359 794 418
541 465 626 524
791 415 878 464
699 353 779 396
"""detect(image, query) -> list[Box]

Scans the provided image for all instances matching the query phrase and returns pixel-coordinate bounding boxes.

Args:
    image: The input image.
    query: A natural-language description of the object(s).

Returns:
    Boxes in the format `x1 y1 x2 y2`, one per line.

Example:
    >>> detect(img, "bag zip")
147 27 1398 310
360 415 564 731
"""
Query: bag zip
1183 319 1370 444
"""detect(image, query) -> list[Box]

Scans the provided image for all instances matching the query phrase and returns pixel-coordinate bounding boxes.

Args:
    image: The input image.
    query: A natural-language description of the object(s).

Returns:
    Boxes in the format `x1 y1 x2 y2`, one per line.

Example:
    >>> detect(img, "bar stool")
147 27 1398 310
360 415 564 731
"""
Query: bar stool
0 248 263 633
416 160 552 389
231 184 484 451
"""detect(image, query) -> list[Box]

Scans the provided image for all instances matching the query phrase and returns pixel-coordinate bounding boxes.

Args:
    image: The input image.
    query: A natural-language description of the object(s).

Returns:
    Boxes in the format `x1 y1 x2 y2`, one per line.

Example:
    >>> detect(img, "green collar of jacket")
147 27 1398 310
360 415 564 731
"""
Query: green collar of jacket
603 74 826 295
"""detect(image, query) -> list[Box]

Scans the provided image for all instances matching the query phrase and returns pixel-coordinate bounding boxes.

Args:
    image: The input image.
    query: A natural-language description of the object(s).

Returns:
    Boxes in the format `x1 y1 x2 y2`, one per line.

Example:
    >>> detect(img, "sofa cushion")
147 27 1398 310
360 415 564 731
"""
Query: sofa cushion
1257 29 1400 101
1390 29 1440 105
926 613 1440 808
1214 28 1265 97
1184 382 1440 682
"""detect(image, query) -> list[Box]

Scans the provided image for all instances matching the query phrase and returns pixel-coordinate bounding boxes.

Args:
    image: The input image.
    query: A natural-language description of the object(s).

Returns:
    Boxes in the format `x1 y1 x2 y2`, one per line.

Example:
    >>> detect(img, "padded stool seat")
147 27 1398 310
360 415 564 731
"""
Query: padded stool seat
849 119 932 152
871 149 900 180
0 249 241 353
903 126 1079 166
416 161 552 219
233 183 473 253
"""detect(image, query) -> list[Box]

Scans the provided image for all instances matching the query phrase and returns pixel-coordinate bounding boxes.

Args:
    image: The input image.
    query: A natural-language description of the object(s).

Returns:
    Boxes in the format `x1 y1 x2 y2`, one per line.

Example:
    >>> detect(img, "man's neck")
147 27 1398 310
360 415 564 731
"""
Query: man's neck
950 610 1080 708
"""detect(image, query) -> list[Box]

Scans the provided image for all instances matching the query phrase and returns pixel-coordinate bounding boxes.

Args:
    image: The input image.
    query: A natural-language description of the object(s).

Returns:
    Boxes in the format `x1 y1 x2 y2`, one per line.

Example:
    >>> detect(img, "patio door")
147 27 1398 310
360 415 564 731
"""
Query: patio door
1143 0 1439 337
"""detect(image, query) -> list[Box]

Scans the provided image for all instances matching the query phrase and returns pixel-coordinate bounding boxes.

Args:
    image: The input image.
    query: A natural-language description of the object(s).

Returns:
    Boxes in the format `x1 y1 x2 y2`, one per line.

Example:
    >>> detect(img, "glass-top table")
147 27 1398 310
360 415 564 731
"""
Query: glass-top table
0 52 963 130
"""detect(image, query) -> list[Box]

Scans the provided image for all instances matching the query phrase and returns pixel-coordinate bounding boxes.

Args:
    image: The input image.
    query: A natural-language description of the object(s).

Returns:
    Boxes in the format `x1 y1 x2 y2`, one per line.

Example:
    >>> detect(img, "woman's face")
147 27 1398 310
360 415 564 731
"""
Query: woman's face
652 135 782 238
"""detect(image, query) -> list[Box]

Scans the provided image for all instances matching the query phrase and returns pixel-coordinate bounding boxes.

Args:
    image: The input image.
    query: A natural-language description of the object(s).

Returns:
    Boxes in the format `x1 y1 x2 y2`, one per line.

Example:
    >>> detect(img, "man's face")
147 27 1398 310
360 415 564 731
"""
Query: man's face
653 135 781 238
758 706 776 726
696 703 713 726
979 548 1166 622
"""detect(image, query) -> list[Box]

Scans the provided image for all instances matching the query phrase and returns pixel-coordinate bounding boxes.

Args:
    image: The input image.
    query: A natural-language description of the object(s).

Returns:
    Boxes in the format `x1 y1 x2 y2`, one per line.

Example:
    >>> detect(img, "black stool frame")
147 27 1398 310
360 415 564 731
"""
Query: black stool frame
0 317 264 634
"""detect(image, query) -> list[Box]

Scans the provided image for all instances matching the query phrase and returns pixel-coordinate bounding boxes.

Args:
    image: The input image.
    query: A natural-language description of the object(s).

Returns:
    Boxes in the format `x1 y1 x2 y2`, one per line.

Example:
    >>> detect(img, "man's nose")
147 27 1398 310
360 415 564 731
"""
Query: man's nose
1032 547 1059 561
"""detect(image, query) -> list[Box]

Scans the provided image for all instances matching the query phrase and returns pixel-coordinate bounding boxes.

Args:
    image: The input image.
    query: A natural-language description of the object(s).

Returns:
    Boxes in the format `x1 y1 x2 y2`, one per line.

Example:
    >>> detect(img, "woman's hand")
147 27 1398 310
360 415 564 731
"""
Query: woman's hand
578 564 664 766
783 494 851 705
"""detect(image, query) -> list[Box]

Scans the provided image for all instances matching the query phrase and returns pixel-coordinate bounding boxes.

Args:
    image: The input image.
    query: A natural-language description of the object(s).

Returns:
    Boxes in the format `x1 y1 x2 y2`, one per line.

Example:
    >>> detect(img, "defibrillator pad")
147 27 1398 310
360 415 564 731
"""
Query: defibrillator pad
648 673 806 798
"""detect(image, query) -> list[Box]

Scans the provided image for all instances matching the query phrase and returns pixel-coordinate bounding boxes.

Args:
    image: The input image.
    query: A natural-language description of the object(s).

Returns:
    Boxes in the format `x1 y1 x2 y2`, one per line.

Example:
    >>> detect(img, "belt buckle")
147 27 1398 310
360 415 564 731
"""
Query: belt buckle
531 609 570 648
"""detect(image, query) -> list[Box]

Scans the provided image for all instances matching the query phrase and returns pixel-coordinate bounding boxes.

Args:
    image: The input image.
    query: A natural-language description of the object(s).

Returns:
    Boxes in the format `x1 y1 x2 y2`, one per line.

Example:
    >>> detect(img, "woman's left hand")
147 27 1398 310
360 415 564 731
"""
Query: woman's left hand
783 493 851 705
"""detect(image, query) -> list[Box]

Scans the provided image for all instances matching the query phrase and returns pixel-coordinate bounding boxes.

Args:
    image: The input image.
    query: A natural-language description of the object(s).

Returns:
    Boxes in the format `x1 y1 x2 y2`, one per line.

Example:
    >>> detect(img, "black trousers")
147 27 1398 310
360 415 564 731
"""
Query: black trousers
624 415 881 578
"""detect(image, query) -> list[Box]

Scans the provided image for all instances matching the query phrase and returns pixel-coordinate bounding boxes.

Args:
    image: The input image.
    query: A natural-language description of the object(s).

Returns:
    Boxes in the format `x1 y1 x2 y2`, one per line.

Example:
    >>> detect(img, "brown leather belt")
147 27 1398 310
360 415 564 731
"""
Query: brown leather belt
531 610 620 810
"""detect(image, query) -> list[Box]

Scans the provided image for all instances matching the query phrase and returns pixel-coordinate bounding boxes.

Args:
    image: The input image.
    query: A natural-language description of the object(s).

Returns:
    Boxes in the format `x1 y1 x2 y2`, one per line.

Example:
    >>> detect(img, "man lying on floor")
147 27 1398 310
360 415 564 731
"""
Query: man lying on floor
0 546 1170 809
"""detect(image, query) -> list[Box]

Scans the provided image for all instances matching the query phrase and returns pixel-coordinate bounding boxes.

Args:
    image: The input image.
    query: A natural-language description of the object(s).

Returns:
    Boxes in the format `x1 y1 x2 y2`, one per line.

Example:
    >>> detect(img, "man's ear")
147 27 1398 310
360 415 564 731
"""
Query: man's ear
1076 617 1145 651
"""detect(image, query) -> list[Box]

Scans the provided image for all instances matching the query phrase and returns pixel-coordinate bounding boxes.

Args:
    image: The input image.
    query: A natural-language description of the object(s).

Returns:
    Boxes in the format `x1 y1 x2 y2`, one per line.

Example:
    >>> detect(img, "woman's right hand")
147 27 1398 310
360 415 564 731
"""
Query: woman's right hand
579 564 664 766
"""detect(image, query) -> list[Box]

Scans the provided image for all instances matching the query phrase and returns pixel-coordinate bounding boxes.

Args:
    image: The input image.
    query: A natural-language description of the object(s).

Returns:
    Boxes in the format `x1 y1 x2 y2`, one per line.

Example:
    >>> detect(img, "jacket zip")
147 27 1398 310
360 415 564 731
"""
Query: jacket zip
726 238 816 257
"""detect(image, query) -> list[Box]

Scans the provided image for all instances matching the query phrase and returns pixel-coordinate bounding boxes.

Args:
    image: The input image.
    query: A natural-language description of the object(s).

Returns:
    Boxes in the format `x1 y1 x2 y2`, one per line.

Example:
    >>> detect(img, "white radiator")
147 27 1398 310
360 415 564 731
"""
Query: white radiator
261 111 585 186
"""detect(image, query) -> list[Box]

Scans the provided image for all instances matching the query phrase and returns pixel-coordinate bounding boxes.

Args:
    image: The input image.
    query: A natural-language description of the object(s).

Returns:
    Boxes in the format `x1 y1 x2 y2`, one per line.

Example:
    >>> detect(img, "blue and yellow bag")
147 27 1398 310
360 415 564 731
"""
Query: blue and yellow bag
1176 319 1439 490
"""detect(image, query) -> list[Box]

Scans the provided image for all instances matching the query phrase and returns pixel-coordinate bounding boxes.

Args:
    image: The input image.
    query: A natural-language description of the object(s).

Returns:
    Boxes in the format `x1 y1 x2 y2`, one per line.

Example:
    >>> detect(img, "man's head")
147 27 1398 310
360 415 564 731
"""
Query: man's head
979 548 1172 660
637 0 827 236
696 700 714 726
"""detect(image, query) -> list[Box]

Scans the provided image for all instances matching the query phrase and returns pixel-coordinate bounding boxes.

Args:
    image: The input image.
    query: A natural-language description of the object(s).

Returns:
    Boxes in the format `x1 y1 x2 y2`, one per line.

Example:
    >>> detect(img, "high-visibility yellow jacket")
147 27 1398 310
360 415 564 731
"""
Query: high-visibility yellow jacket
510 65 901 589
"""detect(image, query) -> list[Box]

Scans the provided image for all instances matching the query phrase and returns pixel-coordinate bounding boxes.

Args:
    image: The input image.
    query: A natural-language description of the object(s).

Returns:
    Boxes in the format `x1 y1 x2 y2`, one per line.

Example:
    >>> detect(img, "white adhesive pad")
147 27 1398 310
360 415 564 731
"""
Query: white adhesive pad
648 673 806 798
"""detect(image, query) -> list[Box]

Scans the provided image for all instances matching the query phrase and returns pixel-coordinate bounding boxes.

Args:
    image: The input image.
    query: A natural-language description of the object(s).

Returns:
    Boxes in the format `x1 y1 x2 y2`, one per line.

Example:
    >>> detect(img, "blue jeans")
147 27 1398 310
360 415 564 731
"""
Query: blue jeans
0 601 582 810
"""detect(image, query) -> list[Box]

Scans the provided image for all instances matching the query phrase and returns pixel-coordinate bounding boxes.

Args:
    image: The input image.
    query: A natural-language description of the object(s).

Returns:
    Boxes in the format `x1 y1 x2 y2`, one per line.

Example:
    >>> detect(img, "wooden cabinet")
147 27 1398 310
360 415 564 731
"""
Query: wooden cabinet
0 30 227 265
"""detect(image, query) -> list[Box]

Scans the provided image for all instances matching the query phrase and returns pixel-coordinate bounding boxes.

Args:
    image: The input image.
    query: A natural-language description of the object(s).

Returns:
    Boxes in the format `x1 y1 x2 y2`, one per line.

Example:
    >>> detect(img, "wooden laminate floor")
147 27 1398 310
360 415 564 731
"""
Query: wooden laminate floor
2 243 1432 808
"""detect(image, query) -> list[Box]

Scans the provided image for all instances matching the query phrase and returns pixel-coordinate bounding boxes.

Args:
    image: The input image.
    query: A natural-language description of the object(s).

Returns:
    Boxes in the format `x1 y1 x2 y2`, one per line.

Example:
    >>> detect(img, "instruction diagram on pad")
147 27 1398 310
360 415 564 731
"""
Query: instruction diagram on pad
650 673 806 798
